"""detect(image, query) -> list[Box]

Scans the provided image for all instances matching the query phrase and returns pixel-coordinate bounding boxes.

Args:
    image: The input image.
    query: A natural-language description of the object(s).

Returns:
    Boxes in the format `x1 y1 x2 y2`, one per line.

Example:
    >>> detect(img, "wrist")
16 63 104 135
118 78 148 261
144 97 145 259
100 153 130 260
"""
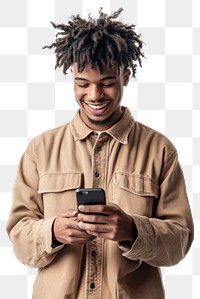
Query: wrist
119 240 134 249
51 219 63 248
125 216 138 242
119 218 138 249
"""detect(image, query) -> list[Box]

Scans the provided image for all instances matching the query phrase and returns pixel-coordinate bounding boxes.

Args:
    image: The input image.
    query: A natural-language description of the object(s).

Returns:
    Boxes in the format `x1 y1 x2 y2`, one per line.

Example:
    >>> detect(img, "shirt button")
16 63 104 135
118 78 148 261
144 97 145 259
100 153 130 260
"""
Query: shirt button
95 171 100 177
90 282 95 289
91 250 96 257
97 146 102 152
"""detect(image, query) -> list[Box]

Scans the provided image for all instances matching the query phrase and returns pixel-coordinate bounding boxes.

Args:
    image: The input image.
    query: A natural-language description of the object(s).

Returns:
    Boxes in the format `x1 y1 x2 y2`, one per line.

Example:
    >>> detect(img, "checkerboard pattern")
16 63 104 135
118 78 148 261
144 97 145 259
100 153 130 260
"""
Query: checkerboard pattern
0 0 199 298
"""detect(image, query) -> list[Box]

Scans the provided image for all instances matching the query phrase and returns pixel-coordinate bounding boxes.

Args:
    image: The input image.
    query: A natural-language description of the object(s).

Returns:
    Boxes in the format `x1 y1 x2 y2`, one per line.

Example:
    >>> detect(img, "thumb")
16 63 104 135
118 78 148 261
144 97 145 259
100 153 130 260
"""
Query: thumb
61 209 78 218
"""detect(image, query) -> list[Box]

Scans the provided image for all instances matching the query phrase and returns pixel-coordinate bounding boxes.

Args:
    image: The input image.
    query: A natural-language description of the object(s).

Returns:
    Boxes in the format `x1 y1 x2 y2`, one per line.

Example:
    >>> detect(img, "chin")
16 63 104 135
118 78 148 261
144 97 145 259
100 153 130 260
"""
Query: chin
87 114 114 126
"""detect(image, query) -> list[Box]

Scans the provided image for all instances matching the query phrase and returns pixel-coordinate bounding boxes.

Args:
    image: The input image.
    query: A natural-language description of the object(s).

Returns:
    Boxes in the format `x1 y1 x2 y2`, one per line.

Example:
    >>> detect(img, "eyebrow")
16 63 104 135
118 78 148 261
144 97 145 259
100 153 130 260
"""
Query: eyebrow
74 76 117 82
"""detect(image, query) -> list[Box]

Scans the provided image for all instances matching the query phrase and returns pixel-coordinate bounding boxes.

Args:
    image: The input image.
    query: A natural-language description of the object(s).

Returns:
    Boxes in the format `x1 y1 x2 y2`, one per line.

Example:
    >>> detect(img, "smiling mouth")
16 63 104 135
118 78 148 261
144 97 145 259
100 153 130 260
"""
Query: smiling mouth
87 102 110 110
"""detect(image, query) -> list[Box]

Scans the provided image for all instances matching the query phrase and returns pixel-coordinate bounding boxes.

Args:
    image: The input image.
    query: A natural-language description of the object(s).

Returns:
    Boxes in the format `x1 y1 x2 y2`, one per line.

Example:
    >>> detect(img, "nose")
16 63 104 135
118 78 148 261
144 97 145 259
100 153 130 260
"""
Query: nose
88 84 103 101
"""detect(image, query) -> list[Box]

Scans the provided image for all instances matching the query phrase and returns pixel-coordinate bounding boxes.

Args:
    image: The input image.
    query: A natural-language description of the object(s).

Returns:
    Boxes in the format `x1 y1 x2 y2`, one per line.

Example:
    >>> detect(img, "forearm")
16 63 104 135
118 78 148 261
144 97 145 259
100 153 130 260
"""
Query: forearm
119 153 194 267
8 217 64 268
119 214 193 267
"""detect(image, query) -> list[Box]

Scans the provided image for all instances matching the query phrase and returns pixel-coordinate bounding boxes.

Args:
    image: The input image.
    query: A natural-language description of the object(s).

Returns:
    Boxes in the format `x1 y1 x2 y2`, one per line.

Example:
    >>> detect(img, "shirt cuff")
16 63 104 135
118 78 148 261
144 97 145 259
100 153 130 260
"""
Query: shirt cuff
38 217 64 253
51 218 64 248
119 214 154 260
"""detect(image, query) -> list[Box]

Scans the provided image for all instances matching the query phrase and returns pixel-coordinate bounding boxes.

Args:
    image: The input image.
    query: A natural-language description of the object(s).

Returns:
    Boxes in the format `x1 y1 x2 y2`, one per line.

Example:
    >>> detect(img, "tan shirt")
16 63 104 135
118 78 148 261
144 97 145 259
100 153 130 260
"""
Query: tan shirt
7 107 193 299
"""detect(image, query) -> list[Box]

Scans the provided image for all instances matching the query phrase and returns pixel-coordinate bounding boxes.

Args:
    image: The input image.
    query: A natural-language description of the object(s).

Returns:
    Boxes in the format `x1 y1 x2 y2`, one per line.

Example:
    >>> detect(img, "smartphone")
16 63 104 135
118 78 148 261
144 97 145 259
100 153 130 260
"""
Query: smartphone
76 188 106 208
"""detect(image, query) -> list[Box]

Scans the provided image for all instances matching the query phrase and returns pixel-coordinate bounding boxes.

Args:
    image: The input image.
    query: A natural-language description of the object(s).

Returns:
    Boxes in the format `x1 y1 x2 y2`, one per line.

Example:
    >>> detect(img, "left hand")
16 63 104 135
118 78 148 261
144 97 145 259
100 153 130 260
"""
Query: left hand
77 203 137 242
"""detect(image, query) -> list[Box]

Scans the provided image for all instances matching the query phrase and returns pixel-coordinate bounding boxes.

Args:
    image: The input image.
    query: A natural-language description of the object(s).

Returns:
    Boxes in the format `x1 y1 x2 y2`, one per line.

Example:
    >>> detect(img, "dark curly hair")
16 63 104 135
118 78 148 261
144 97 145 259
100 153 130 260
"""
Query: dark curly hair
43 7 144 77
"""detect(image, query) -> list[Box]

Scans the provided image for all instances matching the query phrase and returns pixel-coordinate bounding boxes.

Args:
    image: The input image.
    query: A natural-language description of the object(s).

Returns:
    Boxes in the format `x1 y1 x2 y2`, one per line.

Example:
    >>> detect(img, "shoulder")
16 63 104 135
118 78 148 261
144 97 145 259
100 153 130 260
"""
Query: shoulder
26 122 71 156
133 121 177 160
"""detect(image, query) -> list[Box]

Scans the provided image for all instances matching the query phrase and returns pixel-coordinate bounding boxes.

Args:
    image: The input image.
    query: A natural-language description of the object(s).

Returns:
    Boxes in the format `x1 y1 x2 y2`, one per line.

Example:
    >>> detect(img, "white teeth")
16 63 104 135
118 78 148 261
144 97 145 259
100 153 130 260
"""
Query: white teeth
88 103 108 110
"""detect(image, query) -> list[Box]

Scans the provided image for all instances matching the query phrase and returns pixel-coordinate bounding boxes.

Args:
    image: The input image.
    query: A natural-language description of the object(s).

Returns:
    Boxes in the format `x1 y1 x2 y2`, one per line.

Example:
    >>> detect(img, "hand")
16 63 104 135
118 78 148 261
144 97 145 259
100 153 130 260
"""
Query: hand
77 204 136 242
52 209 95 245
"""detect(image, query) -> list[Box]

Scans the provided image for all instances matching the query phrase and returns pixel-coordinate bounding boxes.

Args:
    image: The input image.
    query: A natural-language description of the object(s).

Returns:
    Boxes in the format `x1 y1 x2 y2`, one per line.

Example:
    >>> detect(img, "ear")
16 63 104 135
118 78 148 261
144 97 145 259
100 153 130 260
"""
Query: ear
123 69 131 86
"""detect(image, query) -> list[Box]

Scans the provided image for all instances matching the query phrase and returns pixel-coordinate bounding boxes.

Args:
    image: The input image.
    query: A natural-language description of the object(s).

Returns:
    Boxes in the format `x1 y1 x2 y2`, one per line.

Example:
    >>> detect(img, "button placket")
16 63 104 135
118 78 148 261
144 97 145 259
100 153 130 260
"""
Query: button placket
97 145 102 152
95 171 100 177
93 141 105 184
91 250 97 257
86 136 108 298
90 282 95 289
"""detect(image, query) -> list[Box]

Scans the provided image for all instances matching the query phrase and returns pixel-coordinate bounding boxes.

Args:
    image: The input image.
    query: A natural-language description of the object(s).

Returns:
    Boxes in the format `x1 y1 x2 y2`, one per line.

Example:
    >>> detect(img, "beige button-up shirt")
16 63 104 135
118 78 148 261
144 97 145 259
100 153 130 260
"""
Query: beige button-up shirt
7 107 193 299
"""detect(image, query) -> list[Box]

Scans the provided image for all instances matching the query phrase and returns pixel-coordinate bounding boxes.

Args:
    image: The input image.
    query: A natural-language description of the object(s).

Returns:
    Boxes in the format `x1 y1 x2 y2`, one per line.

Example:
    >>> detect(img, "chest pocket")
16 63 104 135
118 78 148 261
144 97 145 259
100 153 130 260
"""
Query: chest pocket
38 173 82 218
111 172 159 217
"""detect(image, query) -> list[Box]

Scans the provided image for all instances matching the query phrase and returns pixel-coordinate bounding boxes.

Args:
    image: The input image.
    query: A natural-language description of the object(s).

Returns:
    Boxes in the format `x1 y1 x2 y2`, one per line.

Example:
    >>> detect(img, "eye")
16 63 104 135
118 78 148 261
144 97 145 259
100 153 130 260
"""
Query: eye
76 83 89 88
101 82 115 87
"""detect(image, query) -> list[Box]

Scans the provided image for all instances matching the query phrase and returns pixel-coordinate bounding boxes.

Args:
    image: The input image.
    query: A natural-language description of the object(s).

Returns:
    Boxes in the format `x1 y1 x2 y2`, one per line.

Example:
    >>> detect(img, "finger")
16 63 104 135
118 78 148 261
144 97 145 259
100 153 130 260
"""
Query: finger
78 213 109 224
86 231 110 239
58 225 95 242
65 218 82 230
78 221 109 233
61 232 95 245
59 209 78 218
86 230 99 237
66 228 95 238
65 209 78 218
78 204 113 215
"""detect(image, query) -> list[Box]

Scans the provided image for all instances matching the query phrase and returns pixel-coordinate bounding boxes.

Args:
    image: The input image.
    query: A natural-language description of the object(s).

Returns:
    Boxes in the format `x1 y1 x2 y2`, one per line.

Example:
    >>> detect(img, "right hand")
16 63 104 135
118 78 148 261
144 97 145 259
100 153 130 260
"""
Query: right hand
52 209 95 245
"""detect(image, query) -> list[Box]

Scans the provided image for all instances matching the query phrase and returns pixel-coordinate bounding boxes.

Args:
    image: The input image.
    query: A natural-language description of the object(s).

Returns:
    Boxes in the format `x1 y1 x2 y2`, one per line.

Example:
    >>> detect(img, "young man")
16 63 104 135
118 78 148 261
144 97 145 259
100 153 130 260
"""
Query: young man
7 8 193 299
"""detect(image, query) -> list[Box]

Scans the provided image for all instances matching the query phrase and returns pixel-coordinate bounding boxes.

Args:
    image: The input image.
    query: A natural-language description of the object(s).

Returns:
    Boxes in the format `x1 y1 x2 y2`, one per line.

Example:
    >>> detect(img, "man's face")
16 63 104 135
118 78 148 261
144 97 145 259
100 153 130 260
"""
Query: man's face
72 63 130 131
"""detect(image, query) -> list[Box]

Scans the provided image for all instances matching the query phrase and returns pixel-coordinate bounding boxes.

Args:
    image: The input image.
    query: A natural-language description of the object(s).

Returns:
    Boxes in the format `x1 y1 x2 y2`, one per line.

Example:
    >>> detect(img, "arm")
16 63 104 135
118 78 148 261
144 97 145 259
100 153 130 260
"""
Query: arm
6 146 94 268
6 149 63 268
120 152 194 267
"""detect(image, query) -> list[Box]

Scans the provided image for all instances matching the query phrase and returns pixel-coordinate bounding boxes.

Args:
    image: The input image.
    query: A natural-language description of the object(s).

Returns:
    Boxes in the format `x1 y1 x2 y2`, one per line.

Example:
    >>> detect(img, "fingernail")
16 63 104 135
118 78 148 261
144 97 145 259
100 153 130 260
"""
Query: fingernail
79 205 84 211
78 221 83 229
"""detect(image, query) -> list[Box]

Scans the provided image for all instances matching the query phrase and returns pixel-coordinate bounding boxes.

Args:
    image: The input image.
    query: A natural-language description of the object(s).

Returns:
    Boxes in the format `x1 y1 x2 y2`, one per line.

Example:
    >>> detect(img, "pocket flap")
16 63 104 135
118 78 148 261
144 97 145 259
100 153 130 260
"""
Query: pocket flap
113 172 159 198
38 173 82 193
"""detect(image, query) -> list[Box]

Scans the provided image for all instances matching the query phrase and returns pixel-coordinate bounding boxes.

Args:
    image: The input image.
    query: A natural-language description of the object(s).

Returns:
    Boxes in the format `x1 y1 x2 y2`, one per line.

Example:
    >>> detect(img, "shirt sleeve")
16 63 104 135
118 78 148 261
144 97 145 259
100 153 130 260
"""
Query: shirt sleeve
6 144 64 268
119 152 194 267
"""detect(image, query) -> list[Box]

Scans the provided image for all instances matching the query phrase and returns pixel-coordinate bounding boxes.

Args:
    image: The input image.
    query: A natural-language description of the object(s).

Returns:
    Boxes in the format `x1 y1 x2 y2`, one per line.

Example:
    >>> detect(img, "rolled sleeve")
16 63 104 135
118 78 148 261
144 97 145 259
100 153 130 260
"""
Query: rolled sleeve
119 153 193 267
119 215 154 259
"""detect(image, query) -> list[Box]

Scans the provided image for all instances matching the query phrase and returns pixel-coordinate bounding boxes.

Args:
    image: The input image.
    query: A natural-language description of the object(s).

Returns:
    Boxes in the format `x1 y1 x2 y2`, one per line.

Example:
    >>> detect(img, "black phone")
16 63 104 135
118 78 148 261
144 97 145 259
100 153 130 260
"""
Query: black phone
76 188 106 208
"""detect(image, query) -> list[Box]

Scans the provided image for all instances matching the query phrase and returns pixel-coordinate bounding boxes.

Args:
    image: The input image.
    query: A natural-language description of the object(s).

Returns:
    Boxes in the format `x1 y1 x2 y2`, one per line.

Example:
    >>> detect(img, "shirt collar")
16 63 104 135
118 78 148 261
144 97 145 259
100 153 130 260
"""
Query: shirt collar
70 107 135 144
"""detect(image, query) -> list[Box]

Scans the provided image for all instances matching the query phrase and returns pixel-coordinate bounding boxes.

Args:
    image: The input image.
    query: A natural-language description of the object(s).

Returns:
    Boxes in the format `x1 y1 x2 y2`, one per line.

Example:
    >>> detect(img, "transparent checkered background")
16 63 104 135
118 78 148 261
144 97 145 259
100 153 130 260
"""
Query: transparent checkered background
0 0 199 298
